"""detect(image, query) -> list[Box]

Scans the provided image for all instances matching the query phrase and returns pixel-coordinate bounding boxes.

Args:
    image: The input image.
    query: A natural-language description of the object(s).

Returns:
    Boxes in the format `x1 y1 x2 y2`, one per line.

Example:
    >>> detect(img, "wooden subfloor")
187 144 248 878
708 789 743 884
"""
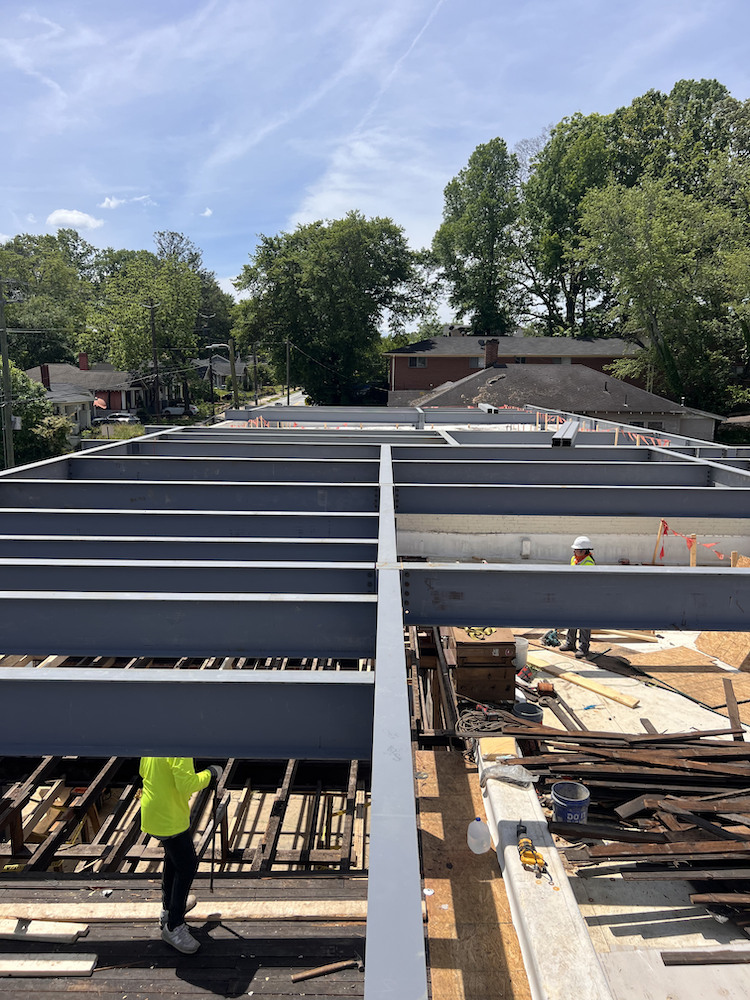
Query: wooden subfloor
0 875 365 998
416 749 531 1000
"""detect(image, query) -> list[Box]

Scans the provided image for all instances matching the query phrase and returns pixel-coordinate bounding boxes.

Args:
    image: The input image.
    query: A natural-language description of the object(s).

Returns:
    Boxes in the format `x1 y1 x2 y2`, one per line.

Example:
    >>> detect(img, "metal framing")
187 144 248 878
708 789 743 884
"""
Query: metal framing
1 406 750 999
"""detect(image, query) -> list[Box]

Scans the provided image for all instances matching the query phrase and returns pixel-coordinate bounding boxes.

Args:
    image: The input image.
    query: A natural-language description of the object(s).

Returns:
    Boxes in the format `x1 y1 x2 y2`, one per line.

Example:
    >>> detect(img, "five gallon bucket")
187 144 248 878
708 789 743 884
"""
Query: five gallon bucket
512 701 543 724
513 637 529 670
551 781 590 824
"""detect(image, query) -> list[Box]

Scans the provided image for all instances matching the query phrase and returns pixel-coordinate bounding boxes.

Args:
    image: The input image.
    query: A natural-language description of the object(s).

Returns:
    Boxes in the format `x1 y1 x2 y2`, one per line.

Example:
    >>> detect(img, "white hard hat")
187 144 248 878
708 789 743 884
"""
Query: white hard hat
571 535 593 549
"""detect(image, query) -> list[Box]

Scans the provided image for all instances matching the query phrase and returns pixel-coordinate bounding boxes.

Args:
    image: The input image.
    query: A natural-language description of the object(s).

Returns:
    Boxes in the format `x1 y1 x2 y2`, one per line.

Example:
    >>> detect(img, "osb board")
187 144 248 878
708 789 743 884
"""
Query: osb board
625 646 719 670
695 631 750 671
415 748 530 1000
638 669 750 725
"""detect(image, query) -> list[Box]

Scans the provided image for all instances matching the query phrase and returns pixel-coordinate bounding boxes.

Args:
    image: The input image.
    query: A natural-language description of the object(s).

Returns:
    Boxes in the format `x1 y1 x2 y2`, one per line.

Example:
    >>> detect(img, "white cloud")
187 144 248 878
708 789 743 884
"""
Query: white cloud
26 214 37 224
131 195 157 206
0 234 11 244
46 209 104 229
200 207 213 217
98 196 126 209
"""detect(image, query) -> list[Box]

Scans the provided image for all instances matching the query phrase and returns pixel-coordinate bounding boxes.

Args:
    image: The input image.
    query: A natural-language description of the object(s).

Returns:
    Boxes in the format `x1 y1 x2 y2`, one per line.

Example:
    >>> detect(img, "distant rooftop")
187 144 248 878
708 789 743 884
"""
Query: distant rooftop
385 335 641 357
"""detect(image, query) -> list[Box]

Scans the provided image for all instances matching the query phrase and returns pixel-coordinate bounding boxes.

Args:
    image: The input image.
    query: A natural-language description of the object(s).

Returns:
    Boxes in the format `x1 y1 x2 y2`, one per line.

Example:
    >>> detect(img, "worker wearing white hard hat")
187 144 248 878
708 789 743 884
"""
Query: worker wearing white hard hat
560 536 595 658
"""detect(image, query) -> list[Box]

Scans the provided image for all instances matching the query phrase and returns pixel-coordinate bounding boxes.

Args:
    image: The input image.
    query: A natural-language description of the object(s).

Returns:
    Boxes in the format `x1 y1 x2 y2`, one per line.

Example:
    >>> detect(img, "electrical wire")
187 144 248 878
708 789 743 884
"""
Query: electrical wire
288 341 389 395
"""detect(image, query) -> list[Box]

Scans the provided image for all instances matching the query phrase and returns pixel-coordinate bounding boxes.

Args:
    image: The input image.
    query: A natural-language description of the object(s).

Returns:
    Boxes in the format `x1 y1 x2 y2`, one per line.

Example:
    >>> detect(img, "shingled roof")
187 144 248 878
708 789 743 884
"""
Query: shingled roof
412 364 723 420
385 335 641 358
25 363 135 392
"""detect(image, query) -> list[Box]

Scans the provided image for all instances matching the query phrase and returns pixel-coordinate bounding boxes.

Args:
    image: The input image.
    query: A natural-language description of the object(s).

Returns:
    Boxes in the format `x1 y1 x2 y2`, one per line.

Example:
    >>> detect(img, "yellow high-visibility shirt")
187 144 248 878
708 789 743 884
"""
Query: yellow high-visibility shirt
570 554 596 566
139 757 211 838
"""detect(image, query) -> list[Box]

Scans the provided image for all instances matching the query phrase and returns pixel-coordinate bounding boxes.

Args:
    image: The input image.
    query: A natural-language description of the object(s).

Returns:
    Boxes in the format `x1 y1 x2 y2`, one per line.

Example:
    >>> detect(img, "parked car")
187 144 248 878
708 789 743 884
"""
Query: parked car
92 412 140 426
162 403 198 416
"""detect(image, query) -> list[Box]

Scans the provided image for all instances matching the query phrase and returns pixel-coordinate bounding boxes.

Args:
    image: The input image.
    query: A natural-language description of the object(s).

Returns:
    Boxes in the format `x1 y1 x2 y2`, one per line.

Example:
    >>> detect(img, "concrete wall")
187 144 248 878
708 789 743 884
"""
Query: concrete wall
397 514 750 566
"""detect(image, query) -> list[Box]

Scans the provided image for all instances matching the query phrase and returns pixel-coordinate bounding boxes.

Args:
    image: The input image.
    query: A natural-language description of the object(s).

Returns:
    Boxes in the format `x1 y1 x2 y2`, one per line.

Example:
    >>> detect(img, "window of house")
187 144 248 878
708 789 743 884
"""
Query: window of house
408 357 427 368
550 358 562 364
514 357 526 364
469 357 483 368
630 421 645 428
647 421 664 431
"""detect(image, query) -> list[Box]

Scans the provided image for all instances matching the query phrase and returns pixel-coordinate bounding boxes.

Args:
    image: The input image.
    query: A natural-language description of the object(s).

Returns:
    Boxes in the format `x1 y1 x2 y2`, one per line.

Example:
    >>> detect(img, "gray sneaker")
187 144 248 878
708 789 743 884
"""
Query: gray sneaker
161 922 200 954
560 643 576 652
159 894 197 929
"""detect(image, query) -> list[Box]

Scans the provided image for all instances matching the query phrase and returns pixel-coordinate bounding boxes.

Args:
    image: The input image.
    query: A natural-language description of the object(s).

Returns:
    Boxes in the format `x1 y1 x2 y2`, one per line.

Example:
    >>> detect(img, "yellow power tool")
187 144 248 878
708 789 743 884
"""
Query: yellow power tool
516 821 551 881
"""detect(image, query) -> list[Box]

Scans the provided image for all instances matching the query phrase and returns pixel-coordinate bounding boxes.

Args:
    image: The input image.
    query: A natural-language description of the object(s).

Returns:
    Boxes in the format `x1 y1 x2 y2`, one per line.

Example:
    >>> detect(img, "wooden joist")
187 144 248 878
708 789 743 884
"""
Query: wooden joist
0 918 88 943
0 900 368 923
0 954 97 977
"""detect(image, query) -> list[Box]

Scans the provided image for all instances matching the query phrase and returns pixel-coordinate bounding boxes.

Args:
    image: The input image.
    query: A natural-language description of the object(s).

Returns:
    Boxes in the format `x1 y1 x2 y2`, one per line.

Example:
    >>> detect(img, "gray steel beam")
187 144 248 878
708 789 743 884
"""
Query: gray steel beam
0 559 376 594
649 446 750 489
0 536 378 561
393 461 706 486
393 446 651 462
68 456 380 483
401 564 750 630
366 445 428 1000
132 440 382 459
0 592 377 657
0 480 379 512
0 669 374 758
0 509 378 538
394 483 750 518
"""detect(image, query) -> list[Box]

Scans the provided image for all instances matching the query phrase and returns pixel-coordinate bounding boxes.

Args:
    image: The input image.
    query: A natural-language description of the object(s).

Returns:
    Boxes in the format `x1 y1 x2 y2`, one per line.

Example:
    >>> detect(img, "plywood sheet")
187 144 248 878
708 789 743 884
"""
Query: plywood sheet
626 646 719 669
635 669 750 726
695 631 750 671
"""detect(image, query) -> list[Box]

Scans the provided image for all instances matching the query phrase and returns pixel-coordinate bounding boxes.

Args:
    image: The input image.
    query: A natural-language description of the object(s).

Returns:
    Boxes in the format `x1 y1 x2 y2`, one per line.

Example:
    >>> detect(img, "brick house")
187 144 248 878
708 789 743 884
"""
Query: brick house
385 332 642 401
26 354 146 413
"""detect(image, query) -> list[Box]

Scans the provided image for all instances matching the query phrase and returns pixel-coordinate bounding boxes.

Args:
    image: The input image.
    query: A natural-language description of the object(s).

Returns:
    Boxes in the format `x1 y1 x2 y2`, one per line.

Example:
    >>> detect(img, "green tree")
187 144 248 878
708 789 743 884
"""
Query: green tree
5 362 70 468
432 138 521 335
580 176 746 412
234 212 423 405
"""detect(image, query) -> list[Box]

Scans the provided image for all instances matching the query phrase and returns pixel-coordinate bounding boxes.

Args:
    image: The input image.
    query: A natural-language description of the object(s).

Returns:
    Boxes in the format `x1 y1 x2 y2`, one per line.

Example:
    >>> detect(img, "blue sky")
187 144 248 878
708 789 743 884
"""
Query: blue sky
3 0 750 298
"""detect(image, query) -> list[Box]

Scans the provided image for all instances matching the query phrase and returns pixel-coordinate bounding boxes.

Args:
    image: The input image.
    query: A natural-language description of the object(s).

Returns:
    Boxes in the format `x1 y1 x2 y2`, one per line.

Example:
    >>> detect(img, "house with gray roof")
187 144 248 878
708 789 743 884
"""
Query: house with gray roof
408 362 723 441
26 354 146 413
385 332 642 400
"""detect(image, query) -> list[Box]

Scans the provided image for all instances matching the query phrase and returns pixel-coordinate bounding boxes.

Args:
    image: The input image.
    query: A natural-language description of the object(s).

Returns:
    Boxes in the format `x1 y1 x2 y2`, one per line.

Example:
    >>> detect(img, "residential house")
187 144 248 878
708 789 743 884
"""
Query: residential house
385 331 642 400
409 361 723 440
26 354 146 413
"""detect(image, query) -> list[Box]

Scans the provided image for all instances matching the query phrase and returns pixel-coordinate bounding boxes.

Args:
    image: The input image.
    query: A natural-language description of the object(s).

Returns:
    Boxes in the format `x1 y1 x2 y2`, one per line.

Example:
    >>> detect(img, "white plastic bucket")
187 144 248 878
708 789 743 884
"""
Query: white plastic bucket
513 637 529 669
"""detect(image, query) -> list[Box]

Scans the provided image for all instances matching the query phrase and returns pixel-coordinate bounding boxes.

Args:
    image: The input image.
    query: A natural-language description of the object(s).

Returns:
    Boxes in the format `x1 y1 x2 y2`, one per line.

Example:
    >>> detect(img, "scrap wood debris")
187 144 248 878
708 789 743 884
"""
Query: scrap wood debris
474 689 750 933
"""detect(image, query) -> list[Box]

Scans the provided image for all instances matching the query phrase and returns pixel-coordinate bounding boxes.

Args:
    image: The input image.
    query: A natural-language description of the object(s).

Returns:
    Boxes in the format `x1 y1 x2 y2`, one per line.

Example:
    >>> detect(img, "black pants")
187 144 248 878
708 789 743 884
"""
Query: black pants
566 627 591 652
162 830 198 931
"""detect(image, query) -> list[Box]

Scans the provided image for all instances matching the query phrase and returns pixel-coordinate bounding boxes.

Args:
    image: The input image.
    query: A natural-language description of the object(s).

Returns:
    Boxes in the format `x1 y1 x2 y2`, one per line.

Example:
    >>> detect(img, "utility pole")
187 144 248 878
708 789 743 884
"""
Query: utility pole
142 299 161 420
286 337 290 405
0 276 16 469
253 344 259 406
228 336 240 409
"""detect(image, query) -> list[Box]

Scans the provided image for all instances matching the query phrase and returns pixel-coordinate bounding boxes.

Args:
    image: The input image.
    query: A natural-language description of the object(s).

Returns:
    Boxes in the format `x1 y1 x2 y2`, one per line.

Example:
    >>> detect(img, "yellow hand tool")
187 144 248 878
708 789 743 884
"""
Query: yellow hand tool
516 821 551 882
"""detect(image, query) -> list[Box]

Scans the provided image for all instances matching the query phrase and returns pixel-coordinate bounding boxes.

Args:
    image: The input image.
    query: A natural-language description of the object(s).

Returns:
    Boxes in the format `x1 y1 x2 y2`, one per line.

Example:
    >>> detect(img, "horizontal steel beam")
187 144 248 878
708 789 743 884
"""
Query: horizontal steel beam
393 461 706 486
132 440 383 459
0 559 376 594
69 456 380 483
393 446 652 462
0 509 378 538
0 592 377 657
0 480 379 512
401 564 750 630
0 669 374 758
395 484 750 518
0 536 378 561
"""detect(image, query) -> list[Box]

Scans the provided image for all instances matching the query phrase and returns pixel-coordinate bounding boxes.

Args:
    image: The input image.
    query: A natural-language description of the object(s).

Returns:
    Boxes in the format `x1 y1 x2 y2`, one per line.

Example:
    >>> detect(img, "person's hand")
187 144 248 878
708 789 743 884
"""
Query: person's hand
208 765 222 788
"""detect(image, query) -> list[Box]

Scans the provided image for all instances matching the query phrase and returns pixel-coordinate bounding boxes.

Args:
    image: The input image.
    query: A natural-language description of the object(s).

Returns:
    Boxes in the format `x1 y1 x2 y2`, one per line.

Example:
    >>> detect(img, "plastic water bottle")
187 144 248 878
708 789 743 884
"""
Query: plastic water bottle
467 816 492 854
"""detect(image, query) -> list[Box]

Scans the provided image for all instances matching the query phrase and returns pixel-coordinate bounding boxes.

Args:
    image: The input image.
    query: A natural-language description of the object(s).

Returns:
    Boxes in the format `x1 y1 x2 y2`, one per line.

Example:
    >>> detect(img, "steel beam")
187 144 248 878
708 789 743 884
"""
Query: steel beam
0 480 379 512
395 483 750 518
0 559 376 594
393 461 706 486
401 564 750 630
68 456 380 483
0 536 378 561
0 669 374 758
366 445 428 1000
132 440 382 459
0 592 377 657
0 509 378 538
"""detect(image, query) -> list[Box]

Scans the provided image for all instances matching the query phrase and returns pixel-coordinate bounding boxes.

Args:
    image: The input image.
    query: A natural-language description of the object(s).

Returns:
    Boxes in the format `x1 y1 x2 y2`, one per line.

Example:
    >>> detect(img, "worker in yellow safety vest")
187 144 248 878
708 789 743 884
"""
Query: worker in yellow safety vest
559 535 596 659
140 757 221 954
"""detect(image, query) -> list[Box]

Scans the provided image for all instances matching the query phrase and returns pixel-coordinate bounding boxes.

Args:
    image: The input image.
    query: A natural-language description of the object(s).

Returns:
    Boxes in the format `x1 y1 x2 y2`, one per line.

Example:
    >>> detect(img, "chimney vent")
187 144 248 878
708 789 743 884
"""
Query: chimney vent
78 352 89 371
40 364 51 390
484 338 499 367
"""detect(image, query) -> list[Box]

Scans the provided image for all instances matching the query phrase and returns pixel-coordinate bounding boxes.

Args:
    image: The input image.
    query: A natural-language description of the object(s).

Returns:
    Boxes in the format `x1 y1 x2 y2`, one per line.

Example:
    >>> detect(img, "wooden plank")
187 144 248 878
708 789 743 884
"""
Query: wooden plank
587 840 750 859
656 802 750 842
724 677 746 742
251 758 298 872
527 652 640 708
690 892 750 906
548 821 667 844
622 869 750 881
0 900 367 922
661 947 750 965
0 918 88 943
35 656 67 669
0 954 96 977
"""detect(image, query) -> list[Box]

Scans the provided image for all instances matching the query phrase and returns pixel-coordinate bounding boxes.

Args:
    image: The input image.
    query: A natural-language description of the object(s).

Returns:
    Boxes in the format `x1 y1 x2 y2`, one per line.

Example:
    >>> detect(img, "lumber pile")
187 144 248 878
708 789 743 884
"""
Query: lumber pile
477 700 750 931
